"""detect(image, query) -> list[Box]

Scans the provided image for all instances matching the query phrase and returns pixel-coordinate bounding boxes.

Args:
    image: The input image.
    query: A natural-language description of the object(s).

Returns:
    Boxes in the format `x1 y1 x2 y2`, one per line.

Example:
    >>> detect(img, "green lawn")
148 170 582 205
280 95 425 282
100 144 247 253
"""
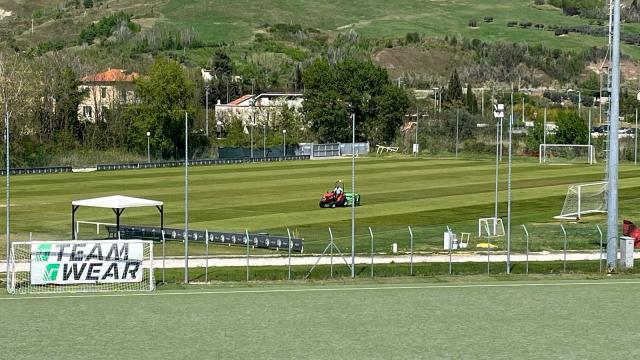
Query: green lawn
1 156 639 258
1 278 639 359
160 0 630 55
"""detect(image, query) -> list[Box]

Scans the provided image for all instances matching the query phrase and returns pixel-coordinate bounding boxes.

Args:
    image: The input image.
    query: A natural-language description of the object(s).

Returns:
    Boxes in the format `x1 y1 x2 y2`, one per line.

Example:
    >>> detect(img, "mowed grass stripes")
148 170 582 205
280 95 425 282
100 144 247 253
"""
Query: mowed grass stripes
1 156 639 256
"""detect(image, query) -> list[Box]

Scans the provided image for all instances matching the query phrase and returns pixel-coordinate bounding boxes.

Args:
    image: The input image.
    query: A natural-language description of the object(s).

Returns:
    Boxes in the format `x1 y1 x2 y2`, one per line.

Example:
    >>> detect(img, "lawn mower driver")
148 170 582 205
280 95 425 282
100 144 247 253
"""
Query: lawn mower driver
319 180 360 208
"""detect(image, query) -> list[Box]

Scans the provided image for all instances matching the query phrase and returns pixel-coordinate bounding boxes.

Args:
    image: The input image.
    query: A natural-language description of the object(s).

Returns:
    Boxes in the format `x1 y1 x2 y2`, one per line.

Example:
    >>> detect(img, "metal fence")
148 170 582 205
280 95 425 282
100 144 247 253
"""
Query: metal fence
69 220 622 284
96 155 309 171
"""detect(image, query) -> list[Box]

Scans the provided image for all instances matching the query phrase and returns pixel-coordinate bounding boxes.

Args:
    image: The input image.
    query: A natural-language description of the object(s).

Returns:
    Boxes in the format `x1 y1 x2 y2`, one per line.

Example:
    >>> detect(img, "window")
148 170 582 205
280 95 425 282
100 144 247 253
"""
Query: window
83 106 93 119
101 87 107 98
120 89 127 102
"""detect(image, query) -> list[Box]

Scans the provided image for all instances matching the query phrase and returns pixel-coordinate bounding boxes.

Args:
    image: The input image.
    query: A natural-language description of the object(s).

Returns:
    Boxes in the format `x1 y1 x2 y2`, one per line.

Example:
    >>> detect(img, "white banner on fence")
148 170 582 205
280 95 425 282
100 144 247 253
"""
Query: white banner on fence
30 241 144 285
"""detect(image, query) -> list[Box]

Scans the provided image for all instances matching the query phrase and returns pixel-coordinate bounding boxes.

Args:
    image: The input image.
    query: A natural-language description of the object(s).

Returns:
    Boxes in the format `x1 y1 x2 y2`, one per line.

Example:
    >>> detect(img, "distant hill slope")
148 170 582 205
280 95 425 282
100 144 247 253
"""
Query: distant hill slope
0 0 622 51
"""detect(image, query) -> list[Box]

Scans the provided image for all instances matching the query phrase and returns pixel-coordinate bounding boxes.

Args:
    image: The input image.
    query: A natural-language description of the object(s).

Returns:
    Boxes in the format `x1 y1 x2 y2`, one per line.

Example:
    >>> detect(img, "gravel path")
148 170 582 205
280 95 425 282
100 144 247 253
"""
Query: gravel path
3 251 636 273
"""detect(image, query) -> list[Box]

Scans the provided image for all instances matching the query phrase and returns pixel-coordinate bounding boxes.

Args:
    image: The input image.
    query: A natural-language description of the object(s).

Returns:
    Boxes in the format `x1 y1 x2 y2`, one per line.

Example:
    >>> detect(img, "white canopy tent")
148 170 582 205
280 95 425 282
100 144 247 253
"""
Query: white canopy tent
71 195 164 239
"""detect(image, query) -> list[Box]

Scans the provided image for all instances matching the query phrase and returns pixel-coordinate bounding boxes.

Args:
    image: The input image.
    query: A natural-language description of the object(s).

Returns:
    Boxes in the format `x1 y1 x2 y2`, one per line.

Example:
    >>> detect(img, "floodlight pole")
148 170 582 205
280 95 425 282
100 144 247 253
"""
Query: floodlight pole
493 102 504 236
146 131 151 163
635 108 638 165
351 112 356 278
205 84 209 137
282 129 287 156
606 0 621 272
184 112 189 284
4 98 9 279
507 94 513 274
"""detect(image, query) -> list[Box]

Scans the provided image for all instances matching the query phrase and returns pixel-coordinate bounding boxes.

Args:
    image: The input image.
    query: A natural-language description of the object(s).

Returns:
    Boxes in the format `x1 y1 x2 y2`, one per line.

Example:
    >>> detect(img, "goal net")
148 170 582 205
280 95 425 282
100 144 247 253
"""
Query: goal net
539 144 596 165
478 217 505 237
7 240 155 295
554 181 607 220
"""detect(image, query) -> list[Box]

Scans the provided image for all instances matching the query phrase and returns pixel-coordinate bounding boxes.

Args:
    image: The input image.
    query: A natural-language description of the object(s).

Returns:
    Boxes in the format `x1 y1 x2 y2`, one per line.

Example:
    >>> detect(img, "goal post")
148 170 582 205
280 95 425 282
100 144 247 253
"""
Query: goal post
554 181 607 220
539 144 596 165
7 239 155 295
478 217 505 237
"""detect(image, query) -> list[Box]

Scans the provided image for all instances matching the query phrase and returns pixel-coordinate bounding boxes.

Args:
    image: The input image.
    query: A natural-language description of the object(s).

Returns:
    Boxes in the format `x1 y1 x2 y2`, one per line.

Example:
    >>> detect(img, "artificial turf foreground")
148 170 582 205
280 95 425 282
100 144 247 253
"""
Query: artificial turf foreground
2 278 640 359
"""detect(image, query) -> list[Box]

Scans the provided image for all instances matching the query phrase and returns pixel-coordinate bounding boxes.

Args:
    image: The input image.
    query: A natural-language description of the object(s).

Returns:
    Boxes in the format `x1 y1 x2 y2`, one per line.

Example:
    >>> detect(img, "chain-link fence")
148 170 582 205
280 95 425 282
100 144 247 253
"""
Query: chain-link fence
62 219 621 284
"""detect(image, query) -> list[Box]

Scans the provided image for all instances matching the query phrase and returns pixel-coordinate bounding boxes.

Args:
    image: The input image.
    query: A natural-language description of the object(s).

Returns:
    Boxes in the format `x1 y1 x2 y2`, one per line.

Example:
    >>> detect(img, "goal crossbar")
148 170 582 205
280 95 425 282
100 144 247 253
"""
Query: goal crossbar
7 239 155 295
554 181 607 220
539 144 596 165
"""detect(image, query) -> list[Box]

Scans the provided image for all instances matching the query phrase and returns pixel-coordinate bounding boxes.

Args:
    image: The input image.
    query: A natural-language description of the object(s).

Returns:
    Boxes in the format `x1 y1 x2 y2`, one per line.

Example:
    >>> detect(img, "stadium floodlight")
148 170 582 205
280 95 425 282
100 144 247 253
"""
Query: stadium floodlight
7 240 155 295
555 182 607 220
493 103 504 236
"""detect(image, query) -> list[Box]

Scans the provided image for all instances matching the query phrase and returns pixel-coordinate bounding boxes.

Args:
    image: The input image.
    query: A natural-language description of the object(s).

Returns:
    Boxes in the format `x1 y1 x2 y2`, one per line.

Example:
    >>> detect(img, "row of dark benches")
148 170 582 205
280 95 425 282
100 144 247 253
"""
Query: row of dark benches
105 225 304 253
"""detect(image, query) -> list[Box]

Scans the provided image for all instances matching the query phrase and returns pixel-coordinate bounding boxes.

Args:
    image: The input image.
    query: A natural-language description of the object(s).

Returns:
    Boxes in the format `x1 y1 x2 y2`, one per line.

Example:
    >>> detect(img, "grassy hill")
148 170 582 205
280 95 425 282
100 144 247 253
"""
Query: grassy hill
1 0 640 86
1 0 636 54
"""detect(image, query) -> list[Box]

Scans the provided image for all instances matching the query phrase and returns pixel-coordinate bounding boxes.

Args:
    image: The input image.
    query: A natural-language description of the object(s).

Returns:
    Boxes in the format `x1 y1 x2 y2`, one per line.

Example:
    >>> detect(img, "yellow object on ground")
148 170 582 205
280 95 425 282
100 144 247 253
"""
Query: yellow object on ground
476 242 497 250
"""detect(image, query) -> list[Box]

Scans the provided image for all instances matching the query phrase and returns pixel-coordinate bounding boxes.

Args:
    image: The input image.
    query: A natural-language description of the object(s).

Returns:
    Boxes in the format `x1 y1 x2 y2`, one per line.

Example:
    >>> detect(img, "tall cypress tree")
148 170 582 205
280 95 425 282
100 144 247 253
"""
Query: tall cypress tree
444 69 463 108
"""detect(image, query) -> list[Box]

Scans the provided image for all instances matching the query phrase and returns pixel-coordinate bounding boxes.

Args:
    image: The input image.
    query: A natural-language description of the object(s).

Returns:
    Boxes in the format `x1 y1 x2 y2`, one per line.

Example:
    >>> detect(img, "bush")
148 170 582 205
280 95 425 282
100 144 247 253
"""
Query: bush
507 21 518 27
534 0 545 5
519 21 533 28
484 16 493 23
468 19 478 28
405 32 420 43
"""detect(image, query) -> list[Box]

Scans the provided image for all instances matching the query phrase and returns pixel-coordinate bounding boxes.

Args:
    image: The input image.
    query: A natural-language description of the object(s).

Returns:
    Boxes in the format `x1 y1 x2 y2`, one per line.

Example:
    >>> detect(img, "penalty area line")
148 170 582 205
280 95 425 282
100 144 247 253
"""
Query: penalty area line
2 280 640 301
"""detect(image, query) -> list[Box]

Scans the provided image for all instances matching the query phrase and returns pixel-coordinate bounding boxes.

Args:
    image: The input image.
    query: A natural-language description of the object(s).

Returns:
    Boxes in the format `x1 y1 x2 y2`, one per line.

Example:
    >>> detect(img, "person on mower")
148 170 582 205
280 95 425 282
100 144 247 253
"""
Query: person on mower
333 181 344 196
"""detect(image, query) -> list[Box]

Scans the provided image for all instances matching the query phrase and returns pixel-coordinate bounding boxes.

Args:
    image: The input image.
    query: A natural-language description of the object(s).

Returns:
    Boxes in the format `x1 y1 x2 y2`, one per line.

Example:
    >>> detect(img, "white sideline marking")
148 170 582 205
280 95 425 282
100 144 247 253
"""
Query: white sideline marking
2 280 640 301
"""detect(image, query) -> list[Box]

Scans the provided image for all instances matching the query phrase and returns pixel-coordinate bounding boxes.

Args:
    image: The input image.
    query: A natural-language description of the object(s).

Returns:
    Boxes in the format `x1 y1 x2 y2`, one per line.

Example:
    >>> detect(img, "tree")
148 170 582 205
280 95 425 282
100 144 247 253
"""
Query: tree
464 83 478 113
211 49 233 77
443 69 463 108
83 0 94 8
555 110 588 145
302 58 409 144
134 57 196 158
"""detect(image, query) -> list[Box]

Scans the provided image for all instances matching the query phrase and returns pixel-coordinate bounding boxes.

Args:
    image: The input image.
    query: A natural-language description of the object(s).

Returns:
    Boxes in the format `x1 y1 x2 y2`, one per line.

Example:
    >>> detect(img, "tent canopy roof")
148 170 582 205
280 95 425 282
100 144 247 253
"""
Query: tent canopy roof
72 195 163 209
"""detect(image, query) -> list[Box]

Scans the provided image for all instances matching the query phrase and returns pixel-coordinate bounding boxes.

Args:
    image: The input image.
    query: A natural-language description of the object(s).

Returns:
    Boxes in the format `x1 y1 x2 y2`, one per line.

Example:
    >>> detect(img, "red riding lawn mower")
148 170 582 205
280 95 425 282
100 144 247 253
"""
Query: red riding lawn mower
623 220 640 248
319 180 361 208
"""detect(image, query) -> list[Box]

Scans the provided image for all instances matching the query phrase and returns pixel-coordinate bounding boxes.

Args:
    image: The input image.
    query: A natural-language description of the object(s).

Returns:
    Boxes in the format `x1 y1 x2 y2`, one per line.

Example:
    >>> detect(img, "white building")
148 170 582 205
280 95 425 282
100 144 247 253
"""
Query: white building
77 69 138 122
214 93 304 126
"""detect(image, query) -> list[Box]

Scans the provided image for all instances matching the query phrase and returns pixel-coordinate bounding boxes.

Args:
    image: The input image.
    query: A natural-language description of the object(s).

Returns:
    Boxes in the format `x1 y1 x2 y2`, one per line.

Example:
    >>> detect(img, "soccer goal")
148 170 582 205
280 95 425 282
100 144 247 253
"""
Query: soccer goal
7 239 155 295
539 144 596 165
554 181 607 220
478 217 505 237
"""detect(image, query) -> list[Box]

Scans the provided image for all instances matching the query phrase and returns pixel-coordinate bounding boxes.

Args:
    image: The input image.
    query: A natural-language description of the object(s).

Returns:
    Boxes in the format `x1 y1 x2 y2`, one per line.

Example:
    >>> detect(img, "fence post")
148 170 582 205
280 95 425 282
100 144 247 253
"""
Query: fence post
369 227 374 277
448 228 452 275
161 230 166 284
522 224 529 275
487 235 490 275
287 228 292 280
245 229 250 282
596 225 603 273
329 227 334 278
560 224 567 272
409 226 414 276
205 229 209 283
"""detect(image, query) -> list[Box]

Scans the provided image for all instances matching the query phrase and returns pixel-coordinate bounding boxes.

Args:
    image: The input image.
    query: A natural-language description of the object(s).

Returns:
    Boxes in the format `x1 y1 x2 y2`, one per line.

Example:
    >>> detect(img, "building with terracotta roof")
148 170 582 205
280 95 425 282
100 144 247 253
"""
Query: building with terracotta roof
78 68 139 122
214 93 304 127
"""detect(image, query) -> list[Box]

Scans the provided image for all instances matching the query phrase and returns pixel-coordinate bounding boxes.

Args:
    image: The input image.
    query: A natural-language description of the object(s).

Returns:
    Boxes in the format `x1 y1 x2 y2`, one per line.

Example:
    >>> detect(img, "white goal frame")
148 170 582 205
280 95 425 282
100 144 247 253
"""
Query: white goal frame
7 239 155 295
539 144 596 165
478 217 505 237
554 181 607 220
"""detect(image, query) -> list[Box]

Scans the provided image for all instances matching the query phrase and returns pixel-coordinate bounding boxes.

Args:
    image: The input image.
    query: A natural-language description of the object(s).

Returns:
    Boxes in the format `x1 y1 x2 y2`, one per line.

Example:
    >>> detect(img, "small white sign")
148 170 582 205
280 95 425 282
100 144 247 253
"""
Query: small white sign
412 143 419 153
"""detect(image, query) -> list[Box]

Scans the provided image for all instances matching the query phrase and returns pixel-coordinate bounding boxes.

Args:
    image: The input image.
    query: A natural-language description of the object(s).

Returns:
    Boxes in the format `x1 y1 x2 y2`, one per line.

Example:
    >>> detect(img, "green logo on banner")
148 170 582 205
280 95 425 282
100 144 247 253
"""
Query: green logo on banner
35 243 52 262
43 264 60 282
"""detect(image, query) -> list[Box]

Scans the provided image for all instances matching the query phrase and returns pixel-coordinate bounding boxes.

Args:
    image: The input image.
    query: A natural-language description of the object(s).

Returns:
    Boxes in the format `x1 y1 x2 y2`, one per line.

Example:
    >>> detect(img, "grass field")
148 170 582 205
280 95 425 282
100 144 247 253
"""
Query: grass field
2 278 640 359
160 0 640 58
0 155 638 260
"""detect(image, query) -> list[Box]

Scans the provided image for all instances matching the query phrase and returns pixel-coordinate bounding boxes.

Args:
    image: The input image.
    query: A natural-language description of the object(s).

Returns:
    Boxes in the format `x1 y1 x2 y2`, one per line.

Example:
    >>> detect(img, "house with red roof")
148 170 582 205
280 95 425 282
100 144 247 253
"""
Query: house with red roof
78 68 139 122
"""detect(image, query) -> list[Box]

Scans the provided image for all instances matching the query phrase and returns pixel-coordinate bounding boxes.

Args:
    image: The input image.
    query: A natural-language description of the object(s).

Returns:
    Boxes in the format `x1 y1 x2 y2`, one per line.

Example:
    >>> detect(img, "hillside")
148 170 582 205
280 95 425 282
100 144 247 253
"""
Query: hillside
1 1 638 62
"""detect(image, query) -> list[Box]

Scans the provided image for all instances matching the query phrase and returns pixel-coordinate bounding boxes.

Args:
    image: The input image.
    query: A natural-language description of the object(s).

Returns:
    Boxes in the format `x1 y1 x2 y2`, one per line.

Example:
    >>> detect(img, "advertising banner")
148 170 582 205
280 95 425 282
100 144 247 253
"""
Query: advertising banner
30 241 144 285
